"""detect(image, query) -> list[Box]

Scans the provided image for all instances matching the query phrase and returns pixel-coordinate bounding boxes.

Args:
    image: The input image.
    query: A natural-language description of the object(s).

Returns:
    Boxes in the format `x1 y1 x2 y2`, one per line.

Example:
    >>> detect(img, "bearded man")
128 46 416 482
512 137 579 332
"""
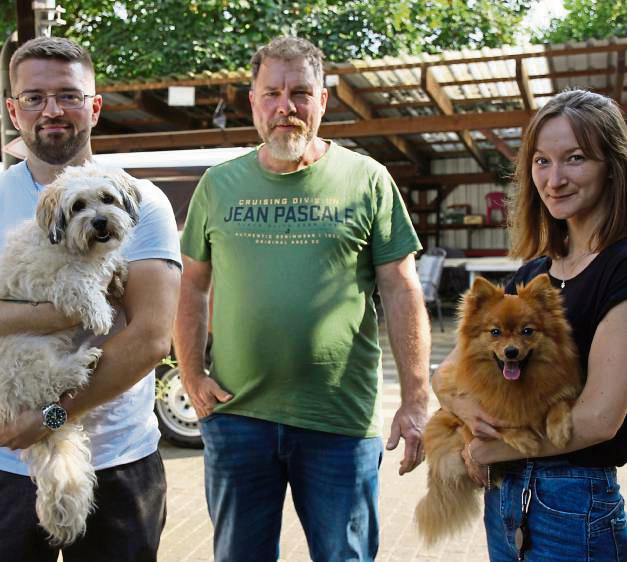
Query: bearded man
0 37 181 562
174 36 431 562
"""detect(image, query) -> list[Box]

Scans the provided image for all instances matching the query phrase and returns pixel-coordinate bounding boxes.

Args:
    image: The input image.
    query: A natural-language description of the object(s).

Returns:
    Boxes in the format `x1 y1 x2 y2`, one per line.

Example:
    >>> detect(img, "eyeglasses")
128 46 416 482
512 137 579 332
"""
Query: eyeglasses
12 90 95 111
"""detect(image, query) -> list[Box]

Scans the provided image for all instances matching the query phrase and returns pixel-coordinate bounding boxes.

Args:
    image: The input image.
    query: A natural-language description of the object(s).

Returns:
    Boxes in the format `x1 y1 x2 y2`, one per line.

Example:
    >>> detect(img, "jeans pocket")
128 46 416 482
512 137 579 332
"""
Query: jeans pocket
534 476 590 518
590 497 623 534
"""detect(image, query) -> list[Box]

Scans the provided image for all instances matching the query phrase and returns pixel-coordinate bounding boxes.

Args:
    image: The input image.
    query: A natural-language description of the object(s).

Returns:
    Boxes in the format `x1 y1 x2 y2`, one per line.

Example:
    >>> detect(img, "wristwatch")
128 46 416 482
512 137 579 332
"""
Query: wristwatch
41 403 67 430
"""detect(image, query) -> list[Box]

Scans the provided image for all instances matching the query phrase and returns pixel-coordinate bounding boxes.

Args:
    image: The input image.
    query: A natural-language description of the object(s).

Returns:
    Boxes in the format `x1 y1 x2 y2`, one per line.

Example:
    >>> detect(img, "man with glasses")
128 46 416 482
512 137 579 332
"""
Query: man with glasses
0 37 181 562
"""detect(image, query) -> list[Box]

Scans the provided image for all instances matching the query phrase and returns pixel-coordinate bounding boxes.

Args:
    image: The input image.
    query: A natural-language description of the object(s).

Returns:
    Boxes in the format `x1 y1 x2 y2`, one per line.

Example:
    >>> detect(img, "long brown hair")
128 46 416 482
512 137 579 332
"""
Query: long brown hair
509 89 627 260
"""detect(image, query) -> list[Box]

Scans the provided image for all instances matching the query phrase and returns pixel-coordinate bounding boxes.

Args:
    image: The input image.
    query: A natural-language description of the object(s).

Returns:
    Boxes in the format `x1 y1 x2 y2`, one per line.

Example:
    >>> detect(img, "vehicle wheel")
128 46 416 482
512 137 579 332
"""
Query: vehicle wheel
155 363 203 449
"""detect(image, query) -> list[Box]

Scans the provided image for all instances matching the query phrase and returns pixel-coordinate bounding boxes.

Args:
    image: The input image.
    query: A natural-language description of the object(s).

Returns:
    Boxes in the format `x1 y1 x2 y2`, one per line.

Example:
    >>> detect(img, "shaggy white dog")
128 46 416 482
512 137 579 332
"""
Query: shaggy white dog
0 161 141 545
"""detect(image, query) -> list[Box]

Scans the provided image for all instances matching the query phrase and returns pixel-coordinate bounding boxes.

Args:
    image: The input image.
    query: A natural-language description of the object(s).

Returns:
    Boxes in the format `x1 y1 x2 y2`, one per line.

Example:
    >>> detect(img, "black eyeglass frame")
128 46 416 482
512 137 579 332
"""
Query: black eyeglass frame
11 90 95 111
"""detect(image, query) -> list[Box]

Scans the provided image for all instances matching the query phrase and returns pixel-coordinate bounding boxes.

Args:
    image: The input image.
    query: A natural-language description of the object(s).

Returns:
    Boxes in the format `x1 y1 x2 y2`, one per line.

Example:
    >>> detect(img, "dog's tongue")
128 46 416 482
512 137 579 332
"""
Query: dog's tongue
503 361 521 380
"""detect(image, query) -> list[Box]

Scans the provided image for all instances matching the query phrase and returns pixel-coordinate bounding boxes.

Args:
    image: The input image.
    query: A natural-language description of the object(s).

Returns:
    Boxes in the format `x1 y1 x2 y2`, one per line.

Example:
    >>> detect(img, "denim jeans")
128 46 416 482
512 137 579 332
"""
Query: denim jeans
484 459 627 561
199 413 383 562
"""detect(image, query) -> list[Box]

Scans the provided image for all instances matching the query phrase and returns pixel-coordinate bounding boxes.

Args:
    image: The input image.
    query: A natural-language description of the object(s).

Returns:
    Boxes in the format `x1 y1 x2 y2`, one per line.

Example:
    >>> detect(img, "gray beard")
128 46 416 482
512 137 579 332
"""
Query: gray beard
23 129 90 165
265 128 314 162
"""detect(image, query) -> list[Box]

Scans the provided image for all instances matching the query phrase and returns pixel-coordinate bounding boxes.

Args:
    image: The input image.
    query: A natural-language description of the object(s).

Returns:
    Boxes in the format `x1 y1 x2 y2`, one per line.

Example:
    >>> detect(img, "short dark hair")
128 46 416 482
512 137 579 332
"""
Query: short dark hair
10 36 95 86
510 89 627 259
251 36 325 86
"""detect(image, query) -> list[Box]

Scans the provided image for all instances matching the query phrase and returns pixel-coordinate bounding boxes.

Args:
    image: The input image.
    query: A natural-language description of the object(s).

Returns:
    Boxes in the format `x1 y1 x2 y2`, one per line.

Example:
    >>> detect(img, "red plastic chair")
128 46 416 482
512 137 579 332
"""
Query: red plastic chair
485 191 507 225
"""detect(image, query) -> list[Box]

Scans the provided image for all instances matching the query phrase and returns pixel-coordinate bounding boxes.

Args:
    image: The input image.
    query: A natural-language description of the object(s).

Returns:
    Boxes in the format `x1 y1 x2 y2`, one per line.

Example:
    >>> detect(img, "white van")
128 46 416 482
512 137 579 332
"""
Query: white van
98 147 254 448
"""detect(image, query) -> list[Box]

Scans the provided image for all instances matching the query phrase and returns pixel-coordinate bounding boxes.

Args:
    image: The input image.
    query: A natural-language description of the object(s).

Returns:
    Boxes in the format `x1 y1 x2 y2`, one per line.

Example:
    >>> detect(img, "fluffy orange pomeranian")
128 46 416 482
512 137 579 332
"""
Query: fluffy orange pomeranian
415 273 582 546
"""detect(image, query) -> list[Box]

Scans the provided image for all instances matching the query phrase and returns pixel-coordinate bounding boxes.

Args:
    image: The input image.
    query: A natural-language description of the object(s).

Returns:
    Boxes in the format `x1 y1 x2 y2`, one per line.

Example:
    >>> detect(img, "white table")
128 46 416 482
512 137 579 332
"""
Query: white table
443 257 523 286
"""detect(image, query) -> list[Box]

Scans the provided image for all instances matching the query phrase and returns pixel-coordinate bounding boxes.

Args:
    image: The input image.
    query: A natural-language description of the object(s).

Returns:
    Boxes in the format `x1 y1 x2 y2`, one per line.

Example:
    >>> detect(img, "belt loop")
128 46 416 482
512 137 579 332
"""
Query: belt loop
603 467 616 492
523 459 535 490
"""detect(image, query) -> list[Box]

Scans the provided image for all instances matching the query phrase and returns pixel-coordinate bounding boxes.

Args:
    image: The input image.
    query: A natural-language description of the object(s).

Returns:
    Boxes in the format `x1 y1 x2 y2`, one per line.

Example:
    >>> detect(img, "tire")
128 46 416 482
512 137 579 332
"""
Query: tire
155 362 203 449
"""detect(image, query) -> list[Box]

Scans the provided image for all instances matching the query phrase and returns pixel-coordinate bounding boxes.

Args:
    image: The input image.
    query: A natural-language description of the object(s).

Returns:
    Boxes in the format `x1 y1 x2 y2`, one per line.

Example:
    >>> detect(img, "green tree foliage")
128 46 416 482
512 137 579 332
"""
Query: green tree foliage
533 0 627 43
0 0 533 81
0 1 16 42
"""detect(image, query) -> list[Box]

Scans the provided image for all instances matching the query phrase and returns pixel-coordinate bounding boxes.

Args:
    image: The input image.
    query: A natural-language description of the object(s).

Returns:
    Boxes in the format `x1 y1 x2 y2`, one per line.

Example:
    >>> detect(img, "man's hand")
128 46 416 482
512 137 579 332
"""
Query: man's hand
386 403 427 475
0 409 49 450
183 374 233 419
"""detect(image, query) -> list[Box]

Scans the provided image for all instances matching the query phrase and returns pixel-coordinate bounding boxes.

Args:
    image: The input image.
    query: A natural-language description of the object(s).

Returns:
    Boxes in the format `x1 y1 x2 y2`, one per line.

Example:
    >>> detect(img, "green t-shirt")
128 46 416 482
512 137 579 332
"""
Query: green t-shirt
181 141 421 437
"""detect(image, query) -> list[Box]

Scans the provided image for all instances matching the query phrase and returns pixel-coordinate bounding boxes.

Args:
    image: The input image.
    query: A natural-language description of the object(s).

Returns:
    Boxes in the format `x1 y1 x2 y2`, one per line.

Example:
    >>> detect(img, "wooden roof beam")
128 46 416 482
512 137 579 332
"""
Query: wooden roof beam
328 43 627 76
333 78 426 167
359 67 617 93
479 129 516 162
614 49 626 103
421 67 487 170
91 110 534 153
388 167 497 184
429 185 460 207
515 60 537 111
135 91 197 129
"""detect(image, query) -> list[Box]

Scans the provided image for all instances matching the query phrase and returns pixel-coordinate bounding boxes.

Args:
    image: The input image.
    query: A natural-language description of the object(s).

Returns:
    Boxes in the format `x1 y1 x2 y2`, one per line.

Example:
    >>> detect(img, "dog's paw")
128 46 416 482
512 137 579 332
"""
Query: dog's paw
107 273 125 300
81 346 103 371
500 428 542 457
82 306 113 336
546 402 574 448
107 262 128 300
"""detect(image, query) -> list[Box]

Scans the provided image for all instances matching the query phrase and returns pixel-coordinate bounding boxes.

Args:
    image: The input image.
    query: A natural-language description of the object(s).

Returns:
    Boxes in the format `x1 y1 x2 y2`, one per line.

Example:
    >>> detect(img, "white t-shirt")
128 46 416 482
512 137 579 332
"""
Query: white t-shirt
0 160 182 475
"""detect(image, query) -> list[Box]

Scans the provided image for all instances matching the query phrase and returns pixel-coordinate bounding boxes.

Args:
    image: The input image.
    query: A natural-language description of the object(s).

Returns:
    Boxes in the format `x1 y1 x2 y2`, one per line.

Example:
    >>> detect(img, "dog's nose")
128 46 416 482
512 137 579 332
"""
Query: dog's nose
92 217 108 232
505 346 519 359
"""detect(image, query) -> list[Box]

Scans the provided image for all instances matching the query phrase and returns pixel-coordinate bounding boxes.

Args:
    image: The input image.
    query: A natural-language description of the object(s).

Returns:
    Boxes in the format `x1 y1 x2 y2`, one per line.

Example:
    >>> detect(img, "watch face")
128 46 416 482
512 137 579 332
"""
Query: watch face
43 404 67 430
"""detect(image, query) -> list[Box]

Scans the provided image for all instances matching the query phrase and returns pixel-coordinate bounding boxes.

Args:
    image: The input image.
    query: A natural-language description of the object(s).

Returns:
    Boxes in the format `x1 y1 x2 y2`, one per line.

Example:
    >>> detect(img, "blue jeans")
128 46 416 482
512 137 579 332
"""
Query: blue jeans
484 459 627 561
199 414 383 562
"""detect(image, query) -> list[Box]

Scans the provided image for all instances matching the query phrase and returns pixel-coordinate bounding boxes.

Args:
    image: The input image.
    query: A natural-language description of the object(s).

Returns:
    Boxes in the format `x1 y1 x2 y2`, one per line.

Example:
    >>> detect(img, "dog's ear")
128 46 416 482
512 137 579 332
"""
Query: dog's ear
114 171 142 225
36 186 66 245
518 273 562 311
461 276 501 316
471 276 501 303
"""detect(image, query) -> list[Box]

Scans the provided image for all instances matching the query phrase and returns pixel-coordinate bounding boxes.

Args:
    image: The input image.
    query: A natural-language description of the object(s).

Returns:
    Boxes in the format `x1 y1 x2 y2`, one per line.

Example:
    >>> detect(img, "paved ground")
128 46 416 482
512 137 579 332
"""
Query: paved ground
154 317 627 561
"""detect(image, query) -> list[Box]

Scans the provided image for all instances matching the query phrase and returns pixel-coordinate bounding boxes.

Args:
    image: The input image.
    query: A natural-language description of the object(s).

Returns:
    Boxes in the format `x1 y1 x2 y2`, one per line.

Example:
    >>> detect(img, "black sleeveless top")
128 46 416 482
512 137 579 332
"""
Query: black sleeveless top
506 236 627 467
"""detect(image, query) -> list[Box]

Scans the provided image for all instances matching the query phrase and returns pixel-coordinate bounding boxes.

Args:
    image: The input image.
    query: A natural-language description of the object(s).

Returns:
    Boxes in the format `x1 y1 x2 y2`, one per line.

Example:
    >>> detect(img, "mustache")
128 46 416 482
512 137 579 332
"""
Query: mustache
36 119 71 131
270 117 306 131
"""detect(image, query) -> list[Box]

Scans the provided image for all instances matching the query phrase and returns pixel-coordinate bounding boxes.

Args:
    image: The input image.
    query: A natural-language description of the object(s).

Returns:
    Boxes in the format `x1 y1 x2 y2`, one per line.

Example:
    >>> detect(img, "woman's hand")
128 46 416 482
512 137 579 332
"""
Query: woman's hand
447 393 506 439
461 438 490 487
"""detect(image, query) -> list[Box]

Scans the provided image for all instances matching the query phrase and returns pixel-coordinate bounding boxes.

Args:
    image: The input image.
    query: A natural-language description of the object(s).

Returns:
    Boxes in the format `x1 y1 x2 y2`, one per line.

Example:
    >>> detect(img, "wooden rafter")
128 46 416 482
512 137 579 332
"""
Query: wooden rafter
479 129 516 162
614 49 626 103
334 78 425 166
388 169 497 184
358 67 617 93
91 110 533 152
372 96 520 111
420 67 487 170
515 60 537 111
371 88 627 111
136 91 197 129
327 43 627 76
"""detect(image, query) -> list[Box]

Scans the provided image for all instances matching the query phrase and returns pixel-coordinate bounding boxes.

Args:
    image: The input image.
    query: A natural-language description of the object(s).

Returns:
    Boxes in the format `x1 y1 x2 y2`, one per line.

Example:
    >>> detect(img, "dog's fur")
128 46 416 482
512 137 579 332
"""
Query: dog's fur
0 161 141 545
415 274 582 546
